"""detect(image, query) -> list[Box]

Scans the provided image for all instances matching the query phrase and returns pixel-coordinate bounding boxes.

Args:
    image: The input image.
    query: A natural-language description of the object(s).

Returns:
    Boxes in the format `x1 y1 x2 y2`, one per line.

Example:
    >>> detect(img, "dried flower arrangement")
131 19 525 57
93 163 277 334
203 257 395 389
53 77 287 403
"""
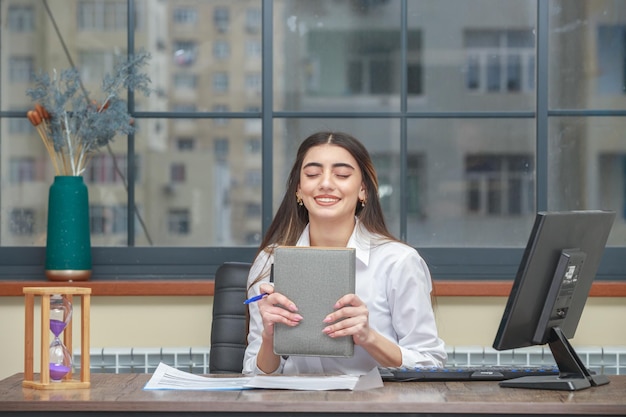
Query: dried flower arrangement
26 50 152 176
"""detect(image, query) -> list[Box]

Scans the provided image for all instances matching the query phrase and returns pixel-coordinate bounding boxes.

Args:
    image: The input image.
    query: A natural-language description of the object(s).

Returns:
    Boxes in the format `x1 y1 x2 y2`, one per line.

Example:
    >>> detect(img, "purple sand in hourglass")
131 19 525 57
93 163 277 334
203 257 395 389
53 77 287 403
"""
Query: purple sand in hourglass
50 319 66 337
49 363 71 381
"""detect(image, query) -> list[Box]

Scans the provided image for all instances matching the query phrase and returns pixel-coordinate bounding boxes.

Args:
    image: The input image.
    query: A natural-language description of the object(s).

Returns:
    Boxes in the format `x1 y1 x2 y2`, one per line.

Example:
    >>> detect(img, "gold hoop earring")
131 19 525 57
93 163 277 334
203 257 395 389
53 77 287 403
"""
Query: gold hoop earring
296 193 303 206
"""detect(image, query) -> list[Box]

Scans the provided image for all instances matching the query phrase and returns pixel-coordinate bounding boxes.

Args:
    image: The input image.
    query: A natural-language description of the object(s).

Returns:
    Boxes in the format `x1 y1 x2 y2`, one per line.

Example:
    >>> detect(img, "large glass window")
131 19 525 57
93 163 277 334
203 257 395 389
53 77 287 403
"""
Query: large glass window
7 5 34 32
1 0 624 281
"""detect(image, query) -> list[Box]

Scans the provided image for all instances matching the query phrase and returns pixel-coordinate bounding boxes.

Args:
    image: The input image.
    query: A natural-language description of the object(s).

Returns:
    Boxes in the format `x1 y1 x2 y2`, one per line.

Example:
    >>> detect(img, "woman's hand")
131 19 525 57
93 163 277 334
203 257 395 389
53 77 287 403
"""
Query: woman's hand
321 293 373 345
257 283 303 339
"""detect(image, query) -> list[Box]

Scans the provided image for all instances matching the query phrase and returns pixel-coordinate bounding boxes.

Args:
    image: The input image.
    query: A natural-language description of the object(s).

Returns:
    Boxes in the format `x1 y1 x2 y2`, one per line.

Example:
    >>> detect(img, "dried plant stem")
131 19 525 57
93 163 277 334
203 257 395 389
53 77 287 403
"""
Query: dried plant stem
62 112 78 175
34 124 61 175
75 142 90 176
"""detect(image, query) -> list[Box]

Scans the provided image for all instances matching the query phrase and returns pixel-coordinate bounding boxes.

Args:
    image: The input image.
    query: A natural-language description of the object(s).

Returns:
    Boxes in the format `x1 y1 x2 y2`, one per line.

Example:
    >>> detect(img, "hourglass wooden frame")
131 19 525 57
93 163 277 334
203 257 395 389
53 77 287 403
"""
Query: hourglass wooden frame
23 287 91 390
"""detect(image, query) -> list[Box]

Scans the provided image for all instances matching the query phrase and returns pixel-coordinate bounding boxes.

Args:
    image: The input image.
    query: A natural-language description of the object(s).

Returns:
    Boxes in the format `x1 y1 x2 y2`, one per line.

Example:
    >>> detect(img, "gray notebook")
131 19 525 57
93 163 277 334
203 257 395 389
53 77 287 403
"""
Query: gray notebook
273 246 356 357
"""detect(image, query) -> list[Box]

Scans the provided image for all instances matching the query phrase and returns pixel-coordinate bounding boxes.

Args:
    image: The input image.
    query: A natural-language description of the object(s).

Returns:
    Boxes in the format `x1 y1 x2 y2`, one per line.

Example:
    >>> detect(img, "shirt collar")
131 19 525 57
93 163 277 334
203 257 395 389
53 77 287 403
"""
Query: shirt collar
295 218 371 267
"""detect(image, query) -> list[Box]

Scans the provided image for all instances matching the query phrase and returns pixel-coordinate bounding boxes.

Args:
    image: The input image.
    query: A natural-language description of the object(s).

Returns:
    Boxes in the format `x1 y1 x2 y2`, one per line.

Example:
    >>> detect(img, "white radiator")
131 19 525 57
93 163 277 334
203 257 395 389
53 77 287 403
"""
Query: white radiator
75 345 626 375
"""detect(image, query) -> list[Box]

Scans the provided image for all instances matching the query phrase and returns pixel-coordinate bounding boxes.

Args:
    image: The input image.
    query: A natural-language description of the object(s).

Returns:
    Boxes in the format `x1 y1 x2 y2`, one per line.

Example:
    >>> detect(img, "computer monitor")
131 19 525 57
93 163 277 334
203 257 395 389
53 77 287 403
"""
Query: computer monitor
492 210 615 391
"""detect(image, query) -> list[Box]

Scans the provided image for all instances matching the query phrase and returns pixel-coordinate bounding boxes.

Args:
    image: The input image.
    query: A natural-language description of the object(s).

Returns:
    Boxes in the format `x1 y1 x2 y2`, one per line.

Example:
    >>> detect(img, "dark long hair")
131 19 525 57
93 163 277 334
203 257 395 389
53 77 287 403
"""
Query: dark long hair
254 131 396 265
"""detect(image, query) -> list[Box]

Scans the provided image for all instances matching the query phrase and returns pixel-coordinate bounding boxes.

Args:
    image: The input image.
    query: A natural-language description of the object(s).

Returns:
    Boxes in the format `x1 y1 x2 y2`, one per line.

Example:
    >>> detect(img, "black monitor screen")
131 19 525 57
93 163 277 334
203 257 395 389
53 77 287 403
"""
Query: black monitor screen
492 210 615 391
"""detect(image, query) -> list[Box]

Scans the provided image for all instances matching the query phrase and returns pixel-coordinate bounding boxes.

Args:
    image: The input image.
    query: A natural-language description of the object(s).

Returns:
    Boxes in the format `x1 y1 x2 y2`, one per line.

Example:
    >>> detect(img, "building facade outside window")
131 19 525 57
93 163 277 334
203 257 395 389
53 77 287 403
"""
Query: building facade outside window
0 0 624 281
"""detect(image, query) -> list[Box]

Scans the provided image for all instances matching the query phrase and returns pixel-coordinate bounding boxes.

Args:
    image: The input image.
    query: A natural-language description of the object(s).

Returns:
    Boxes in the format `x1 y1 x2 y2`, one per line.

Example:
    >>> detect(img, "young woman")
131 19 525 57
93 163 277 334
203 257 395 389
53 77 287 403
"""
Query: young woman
242 131 446 375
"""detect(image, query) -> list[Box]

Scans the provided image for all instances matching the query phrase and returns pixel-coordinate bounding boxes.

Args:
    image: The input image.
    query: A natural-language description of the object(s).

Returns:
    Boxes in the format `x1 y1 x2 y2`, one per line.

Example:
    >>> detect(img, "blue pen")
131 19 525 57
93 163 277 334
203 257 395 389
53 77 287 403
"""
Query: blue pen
243 293 268 305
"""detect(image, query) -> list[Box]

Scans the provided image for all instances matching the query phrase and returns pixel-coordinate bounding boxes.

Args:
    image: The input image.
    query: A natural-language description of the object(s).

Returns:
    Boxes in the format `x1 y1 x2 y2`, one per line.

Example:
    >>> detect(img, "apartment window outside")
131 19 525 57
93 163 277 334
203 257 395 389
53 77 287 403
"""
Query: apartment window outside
168 209 190 235
245 8 261 33
348 56 392 94
245 72 262 95
7 5 34 32
213 72 229 93
173 73 197 89
90 205 107 235
246 40 262 59
214 7 229 33
176 138 196 151
466 154 534 216
307 29 421 97
173 7 197 25
9 57 34 83
465 29 535 93
9 157 37 183
9 209 35 236
173 41 198 67
407 154 425 217
89 205 127 235
78 0 127 31
214 138 229 162
213 41 230 60
84 154 128 184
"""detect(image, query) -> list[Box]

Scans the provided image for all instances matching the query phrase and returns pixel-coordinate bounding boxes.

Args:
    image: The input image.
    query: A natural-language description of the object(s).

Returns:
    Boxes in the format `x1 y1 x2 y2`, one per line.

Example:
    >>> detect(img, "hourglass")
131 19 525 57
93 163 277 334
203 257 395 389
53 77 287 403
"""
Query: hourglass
23 287 91 390
49 294 73 381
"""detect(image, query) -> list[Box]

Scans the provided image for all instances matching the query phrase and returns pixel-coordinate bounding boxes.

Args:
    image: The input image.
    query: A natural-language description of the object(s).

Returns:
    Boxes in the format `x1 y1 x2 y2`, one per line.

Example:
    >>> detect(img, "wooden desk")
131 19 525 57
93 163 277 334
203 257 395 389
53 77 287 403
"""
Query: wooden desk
1 373 625 416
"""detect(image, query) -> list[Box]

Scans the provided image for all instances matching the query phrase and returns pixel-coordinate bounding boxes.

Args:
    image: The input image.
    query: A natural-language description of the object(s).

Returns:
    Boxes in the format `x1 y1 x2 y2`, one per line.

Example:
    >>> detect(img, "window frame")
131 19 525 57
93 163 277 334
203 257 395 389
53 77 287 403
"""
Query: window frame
0 0 623 284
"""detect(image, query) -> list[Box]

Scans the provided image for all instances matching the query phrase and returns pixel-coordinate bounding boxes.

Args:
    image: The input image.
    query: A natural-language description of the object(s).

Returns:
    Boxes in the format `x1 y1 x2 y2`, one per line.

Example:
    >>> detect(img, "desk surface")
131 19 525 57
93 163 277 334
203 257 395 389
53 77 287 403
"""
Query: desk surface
1 373 625 416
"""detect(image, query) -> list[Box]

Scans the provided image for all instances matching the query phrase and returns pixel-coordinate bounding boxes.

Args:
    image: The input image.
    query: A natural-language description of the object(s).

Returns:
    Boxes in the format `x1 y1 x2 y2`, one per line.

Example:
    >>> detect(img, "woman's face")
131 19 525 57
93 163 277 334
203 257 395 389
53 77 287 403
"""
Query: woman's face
297 144 366 225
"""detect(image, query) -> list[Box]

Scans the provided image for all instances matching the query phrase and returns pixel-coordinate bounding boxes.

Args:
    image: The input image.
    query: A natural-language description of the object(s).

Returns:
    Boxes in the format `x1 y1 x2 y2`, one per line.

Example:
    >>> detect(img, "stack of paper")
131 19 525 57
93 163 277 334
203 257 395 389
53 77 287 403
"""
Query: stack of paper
144 362 383 391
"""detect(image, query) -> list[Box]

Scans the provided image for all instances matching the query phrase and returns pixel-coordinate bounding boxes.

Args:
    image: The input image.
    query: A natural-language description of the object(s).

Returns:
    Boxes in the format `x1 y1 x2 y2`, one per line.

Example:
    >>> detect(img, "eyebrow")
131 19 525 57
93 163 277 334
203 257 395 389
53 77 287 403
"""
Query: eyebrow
302 162 355 170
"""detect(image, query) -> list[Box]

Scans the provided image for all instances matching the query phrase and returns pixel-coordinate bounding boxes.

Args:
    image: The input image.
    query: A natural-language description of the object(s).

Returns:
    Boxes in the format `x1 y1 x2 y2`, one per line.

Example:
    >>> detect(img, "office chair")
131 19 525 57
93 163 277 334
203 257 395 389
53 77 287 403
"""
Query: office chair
209 262 251 374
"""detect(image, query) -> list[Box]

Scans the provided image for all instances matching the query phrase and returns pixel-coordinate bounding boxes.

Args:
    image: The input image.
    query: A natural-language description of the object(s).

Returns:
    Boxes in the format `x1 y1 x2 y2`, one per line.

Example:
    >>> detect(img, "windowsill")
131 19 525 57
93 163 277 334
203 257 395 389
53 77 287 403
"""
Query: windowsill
0 280 624 297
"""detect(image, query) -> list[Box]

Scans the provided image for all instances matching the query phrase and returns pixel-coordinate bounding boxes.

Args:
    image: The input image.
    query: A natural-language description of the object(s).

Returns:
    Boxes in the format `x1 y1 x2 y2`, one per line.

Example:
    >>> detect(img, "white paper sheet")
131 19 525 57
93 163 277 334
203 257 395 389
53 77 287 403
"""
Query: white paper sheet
245 366 383 391
144 362 253 391
144 362 383 391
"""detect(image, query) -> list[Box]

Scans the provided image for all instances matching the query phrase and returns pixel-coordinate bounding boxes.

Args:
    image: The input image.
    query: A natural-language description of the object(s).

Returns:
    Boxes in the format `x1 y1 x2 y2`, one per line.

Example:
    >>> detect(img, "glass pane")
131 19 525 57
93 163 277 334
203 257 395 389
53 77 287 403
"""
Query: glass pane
275 0 402 112
274 118 402 238
548 117 626 246
550 0 626 109
407 0 536 112
1 0 131 246
134 119 262 247
136 0 262 112
407 118 536 247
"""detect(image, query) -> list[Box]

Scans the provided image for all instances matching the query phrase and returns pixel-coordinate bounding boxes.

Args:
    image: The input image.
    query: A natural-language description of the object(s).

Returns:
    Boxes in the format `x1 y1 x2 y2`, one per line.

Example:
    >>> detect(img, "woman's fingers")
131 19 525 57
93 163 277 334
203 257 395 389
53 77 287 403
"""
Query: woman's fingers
258 289 302 331
322 294 370 343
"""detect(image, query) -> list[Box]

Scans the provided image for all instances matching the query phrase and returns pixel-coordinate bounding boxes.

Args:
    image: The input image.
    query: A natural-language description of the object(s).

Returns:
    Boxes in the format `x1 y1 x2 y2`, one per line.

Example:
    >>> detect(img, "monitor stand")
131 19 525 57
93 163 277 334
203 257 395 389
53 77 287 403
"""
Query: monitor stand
499 327 610 391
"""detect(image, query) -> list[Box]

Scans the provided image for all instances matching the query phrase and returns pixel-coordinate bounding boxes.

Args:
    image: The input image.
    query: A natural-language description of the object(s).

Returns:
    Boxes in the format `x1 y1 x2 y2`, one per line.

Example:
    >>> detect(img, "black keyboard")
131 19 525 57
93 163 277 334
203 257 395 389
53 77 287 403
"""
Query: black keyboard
378 366 560 382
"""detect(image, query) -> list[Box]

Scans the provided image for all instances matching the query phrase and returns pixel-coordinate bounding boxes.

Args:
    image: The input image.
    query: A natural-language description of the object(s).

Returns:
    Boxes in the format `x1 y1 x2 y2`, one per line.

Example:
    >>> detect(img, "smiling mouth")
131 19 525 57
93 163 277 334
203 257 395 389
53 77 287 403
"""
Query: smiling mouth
315 197 340 203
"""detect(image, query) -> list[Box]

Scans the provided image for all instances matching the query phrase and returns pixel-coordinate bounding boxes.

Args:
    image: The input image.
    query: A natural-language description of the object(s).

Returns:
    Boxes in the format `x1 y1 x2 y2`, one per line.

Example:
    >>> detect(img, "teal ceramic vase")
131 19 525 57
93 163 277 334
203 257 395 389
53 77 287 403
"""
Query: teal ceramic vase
45 176 92 281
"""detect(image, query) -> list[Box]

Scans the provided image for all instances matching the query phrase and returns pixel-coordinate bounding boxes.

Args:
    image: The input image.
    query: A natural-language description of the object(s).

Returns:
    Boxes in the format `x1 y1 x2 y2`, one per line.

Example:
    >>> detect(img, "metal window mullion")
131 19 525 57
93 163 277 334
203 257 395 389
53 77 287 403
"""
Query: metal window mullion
535 0 549 211
399 0 408 241
124 4 136 246
261 0 274 234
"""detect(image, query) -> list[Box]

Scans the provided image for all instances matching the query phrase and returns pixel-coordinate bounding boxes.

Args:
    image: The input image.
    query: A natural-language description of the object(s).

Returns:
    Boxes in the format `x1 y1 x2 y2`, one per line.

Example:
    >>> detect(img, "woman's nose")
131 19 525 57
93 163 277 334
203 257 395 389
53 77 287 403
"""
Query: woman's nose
319 171 334 189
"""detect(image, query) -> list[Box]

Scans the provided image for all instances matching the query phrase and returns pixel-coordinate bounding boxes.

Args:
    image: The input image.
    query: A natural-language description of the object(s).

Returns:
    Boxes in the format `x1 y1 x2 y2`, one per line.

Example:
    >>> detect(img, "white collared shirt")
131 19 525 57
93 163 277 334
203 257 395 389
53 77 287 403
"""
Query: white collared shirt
242 220 447 375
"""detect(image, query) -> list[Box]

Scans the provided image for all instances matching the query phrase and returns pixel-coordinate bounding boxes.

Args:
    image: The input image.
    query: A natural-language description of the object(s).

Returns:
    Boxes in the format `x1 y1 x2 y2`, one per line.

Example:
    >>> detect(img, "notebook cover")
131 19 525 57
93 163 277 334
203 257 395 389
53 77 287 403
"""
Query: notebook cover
273 246 356 357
